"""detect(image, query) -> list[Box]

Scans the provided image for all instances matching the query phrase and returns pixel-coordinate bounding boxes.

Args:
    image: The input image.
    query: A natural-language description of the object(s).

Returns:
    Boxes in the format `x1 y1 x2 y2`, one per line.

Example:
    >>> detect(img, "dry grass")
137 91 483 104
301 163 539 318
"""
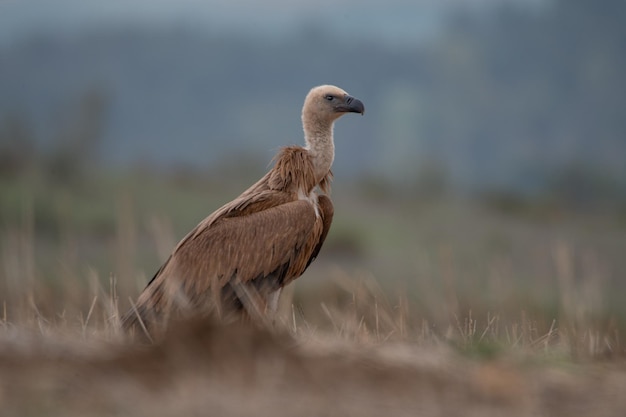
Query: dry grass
1 184 625 416
1 278 626 417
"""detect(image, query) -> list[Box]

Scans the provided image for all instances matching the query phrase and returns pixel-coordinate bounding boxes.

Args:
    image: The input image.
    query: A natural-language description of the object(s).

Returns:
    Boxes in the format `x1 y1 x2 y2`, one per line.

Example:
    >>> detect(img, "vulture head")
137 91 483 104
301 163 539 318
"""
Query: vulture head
301 85 364 178
302 85 365 127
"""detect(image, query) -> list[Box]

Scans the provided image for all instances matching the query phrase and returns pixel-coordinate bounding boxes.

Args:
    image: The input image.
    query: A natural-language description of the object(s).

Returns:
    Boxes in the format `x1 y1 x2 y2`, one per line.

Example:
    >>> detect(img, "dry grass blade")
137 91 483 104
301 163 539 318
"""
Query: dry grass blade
478 313 499 343
127 296 154 343
81 295 98 335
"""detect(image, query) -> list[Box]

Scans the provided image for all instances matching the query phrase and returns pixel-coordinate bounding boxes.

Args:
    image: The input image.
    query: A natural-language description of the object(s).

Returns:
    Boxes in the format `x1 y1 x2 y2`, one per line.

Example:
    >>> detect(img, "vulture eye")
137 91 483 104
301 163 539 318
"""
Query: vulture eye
324 94 334 101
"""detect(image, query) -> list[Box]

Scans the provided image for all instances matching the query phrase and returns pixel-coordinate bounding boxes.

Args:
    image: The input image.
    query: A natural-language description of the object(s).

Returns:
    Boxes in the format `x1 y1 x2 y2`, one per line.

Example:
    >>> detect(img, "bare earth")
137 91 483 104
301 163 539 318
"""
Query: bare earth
1 321 625 417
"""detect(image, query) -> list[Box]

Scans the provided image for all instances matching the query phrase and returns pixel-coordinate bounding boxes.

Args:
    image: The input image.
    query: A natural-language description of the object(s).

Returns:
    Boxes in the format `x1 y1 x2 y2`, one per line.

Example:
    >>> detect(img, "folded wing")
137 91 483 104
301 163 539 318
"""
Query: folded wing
123 197 332 330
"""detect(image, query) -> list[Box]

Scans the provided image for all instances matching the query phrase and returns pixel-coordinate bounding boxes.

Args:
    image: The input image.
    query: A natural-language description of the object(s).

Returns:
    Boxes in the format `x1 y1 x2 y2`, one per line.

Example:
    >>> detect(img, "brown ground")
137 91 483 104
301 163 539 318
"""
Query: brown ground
1 320 625 417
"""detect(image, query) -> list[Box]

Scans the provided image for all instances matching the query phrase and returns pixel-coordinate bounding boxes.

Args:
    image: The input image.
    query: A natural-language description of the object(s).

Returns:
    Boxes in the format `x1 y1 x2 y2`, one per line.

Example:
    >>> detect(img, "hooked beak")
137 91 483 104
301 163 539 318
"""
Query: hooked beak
336 94 365 115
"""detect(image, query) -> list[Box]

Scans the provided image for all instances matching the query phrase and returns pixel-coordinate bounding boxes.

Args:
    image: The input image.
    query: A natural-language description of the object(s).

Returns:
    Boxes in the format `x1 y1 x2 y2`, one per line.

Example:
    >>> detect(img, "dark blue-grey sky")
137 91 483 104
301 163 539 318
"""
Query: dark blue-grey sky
0 0 545 46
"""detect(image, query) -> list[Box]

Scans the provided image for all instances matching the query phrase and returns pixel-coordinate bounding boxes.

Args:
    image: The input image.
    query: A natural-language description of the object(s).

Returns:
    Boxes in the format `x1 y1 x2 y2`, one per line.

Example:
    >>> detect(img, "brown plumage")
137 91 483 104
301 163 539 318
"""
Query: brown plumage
121 85 364 337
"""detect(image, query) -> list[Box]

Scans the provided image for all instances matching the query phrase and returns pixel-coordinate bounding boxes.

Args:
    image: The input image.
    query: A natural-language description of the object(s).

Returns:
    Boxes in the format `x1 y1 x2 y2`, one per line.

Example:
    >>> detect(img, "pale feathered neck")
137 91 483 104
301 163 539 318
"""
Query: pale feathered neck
302 114 335 184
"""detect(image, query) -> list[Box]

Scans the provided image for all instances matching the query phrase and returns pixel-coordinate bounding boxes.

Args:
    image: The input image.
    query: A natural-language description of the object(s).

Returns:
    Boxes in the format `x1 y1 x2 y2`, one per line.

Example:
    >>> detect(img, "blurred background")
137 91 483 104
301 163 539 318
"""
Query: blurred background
0 0 625 341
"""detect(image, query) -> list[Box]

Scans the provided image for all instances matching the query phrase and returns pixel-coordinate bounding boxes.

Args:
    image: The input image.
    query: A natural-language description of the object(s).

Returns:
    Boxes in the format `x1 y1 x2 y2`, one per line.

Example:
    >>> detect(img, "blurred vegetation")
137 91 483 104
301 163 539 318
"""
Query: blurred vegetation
0 0 625 202
1 135 625 357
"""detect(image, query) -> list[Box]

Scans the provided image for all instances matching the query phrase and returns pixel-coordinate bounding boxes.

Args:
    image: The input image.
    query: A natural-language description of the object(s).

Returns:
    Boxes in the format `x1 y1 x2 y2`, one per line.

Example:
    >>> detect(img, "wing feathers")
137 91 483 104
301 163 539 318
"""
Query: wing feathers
306 194 334 268
137 200 322 317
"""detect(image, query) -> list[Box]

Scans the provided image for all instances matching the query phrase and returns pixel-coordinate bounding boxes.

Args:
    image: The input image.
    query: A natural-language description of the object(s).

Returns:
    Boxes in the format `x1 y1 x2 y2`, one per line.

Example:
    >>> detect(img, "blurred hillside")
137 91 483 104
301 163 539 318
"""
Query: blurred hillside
1 0 624 203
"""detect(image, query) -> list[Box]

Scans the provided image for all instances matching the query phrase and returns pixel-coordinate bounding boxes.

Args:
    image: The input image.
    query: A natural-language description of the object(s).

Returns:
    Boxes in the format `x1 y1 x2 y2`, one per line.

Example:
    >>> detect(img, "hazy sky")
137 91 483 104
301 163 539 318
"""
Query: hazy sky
0 0 545 46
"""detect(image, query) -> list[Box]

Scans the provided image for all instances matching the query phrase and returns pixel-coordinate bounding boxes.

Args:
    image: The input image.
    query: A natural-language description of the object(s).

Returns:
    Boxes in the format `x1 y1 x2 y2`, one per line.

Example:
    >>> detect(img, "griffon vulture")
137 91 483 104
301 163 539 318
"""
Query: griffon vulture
121 85 364 336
